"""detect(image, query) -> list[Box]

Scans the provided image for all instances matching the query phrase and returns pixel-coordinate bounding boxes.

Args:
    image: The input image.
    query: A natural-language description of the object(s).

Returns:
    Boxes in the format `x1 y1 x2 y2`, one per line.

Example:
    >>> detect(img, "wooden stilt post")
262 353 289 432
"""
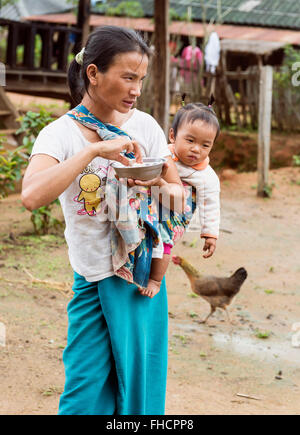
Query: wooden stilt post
153 0 170 136
257 65 273 197
76 0 91 51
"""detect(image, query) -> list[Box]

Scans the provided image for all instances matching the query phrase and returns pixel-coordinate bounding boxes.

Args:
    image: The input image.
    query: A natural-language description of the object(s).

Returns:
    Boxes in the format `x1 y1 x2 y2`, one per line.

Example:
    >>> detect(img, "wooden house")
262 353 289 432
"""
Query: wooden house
0 0 300 136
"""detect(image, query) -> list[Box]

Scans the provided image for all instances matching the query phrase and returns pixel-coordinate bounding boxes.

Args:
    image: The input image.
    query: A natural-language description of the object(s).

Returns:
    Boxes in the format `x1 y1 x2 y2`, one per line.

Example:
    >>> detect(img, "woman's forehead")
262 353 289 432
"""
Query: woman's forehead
110 51 148 72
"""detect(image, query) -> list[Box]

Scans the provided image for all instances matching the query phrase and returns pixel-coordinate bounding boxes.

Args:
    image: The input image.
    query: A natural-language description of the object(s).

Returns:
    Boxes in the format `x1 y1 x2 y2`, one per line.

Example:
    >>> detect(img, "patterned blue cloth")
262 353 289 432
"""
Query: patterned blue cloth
67 105 160 289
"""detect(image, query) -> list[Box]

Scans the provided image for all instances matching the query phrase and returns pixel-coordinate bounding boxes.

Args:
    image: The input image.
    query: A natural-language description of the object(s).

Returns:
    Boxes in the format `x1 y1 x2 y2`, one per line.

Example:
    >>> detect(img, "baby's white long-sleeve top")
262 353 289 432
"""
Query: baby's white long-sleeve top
169 146 220 239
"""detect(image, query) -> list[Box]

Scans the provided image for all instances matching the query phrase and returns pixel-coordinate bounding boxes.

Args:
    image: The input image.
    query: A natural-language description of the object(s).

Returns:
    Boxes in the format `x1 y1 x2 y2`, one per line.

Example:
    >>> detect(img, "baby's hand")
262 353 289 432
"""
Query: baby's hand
202 237 217 258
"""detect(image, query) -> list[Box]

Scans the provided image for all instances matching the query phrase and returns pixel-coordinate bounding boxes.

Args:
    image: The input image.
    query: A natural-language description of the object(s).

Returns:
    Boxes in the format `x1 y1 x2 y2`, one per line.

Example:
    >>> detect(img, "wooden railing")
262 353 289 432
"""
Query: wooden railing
1 18 81 73
0 18 82 100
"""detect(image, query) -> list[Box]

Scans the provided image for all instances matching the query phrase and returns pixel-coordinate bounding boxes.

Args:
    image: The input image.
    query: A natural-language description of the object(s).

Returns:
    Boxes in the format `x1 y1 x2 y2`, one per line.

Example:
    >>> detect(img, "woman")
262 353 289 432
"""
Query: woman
22 26 185 415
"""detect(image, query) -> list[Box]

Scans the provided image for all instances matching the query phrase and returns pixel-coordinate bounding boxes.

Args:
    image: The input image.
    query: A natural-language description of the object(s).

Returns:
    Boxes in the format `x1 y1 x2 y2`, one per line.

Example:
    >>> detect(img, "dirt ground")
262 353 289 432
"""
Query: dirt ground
0 165 299 415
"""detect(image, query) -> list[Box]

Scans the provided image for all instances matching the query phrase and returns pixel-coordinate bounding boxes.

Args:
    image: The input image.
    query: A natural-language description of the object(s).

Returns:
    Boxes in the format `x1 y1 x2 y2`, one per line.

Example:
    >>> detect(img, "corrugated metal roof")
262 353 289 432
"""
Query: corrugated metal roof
93 0 300 30
0 0 72 22
25 13 300 45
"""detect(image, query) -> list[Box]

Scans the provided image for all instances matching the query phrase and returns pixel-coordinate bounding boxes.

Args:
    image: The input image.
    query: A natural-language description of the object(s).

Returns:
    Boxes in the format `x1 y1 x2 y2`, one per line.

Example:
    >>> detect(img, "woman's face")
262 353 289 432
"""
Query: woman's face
87 51 149 113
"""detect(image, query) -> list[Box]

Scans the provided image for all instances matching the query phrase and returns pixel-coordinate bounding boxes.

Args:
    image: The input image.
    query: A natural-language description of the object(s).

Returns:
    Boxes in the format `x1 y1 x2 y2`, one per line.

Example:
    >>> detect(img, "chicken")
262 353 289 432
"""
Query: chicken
172 255 248 324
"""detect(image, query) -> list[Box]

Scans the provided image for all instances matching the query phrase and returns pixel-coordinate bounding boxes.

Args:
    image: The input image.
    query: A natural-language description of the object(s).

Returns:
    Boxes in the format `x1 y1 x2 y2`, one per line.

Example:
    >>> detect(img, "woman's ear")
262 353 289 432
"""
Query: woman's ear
86 64 99 86
169 128 175 144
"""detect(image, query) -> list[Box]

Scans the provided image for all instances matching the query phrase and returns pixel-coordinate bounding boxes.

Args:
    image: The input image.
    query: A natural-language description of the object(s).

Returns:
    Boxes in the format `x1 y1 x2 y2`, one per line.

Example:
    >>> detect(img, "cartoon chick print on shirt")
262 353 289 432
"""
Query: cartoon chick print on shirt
77 173 103 216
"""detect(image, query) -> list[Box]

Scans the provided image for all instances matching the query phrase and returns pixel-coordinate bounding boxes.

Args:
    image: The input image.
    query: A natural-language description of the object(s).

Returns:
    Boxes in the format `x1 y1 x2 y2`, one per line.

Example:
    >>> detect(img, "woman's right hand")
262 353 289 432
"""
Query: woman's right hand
22 136 143 211
91 137 143 166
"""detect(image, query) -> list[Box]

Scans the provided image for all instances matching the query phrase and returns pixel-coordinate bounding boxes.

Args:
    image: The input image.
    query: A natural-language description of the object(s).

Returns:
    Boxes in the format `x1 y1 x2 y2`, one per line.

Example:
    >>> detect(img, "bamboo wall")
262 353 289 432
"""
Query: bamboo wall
137 60 300 132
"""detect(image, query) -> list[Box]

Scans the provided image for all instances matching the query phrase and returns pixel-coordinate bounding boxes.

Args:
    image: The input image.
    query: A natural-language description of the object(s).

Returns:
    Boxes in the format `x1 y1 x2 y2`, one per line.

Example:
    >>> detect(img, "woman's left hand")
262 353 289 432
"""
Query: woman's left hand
121 156 185 214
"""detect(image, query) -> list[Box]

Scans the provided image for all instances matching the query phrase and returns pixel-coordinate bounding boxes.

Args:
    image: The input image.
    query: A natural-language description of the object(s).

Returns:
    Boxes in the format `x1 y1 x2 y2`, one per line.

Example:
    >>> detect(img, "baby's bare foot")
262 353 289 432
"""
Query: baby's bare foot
139 279 161 298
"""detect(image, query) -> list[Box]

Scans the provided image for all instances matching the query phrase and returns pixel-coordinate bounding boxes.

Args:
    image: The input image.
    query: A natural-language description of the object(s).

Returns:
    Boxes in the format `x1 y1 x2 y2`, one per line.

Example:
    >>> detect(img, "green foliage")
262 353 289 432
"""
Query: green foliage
34 34 43 68
293 154 300 166
187 292 198 298
0 107 66 235
274 45 300 89
255 330 271 339
169 7 193 22
30 201 63 236
263 181 276 198
16 45 24 64
65 0 78 7
0 25 8 63
180 10 193 22
169 7 182 22
94 1 144 17
0 136 26 199
17 108 63 235
105 1 144 18
17 109 56 155
0 0 18 6
189 238 198 248
68 52 75 64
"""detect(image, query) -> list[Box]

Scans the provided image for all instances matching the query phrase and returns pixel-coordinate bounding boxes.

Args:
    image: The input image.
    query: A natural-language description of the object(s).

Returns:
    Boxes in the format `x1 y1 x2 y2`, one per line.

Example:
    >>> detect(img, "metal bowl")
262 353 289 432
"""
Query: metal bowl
111 157 166 181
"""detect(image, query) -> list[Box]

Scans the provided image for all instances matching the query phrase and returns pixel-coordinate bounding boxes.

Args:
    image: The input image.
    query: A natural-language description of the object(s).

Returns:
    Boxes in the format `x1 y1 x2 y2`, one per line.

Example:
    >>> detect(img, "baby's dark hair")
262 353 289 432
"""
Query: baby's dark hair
172 97 220 141
68 25 151 105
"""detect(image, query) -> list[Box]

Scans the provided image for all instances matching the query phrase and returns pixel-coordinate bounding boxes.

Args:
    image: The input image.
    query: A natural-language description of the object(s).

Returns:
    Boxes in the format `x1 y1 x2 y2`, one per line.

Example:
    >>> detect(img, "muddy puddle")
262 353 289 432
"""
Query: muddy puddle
212 332 300 366
173 322 300 366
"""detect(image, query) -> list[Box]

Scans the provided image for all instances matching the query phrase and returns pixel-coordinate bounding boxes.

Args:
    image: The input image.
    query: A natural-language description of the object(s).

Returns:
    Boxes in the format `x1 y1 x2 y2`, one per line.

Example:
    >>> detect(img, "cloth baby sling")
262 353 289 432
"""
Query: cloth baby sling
68 105 161 290
158 184 197 249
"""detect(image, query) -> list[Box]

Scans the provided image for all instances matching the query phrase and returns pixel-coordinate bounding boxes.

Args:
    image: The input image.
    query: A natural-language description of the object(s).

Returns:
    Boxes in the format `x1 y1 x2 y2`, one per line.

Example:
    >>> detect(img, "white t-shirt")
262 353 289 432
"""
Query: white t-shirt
31 109 171 282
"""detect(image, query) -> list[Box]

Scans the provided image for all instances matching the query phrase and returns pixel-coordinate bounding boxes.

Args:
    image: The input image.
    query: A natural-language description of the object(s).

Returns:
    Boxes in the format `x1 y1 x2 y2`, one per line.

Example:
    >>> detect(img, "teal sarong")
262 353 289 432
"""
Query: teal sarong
58 273 168 415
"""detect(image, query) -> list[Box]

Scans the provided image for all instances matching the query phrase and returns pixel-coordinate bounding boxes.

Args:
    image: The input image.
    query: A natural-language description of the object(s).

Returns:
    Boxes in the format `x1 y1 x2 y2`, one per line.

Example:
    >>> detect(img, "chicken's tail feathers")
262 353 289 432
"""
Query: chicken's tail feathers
232 267 248 283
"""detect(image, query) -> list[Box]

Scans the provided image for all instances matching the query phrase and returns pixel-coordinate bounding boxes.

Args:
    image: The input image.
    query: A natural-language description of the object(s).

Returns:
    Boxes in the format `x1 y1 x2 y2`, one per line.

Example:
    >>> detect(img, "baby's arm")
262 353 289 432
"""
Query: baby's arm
149 254 171 283
197 176 220 258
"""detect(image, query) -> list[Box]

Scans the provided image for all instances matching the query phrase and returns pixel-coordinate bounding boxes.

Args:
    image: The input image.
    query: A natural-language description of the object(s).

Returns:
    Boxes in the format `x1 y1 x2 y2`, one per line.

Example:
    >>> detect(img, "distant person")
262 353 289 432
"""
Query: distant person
180 45 203 83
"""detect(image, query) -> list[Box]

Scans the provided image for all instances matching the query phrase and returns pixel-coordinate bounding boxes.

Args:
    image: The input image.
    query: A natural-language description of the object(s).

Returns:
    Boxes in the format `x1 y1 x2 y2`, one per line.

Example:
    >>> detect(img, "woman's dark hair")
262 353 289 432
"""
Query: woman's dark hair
172 97 220 141
68 25 151 105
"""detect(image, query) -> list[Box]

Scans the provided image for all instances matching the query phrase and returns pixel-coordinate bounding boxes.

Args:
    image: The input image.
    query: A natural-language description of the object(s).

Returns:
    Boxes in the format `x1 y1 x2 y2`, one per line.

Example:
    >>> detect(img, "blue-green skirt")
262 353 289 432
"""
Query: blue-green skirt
58 272 168 415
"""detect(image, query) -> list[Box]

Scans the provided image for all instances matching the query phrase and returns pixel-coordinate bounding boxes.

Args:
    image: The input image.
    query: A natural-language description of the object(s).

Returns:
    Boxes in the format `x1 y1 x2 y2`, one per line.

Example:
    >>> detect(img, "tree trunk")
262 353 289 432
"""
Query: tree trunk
153 0 170 136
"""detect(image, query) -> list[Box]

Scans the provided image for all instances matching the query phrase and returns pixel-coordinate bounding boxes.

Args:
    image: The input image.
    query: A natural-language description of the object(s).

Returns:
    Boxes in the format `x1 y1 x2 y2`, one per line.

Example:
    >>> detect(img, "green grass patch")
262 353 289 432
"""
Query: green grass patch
255 330 271 339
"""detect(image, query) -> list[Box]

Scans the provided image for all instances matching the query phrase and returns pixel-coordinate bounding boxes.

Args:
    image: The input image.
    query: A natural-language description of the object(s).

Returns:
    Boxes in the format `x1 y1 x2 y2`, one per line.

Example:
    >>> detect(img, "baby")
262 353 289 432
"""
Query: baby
139 101 221 298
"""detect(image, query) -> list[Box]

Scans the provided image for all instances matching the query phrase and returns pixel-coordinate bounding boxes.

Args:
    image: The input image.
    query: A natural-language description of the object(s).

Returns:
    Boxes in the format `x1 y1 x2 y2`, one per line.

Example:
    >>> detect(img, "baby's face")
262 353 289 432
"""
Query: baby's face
170 120 216 167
